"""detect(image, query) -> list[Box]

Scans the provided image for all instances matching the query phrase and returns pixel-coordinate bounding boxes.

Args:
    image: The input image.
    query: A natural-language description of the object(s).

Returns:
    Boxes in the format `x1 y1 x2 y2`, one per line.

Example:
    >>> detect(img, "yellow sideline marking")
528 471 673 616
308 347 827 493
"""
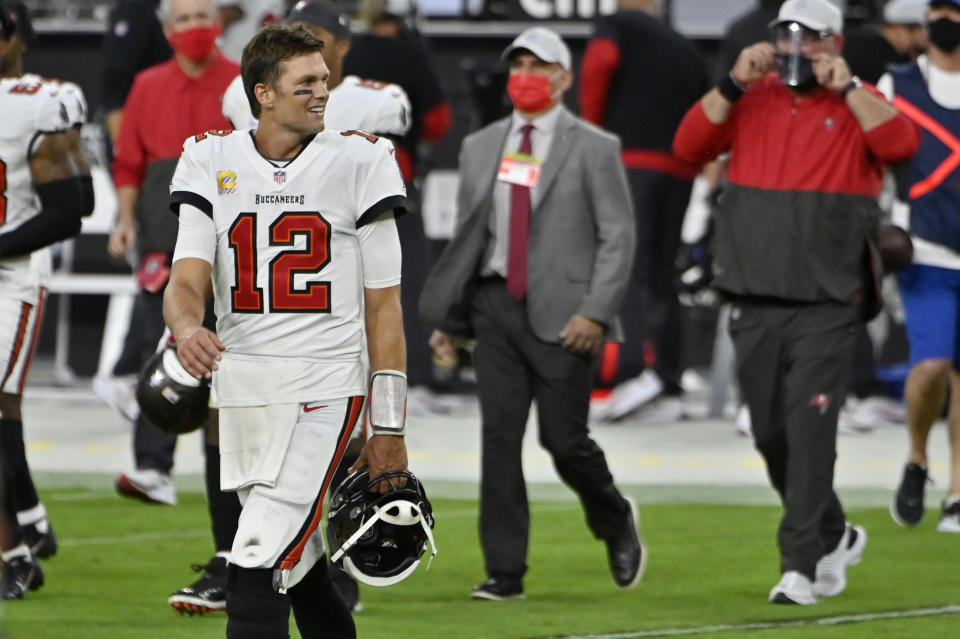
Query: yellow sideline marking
541 605 960 638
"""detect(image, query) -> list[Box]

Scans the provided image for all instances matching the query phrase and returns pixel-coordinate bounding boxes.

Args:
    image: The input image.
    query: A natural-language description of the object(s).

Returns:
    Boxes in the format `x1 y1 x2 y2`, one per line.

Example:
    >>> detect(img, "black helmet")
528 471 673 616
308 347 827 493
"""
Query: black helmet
135 346 210 435
326 468 436 586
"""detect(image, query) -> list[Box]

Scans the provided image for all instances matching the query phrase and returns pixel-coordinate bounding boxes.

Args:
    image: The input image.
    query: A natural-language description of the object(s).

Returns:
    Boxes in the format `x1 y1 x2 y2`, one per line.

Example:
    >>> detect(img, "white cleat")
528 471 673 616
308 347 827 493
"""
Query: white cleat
769 571 817 605
115 468 177 505
812 524 866 598
92 374 140 422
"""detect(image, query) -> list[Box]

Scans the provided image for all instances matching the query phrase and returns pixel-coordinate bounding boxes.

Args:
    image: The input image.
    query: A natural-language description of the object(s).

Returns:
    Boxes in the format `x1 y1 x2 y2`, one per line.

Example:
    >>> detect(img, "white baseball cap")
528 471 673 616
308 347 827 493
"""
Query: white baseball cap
883 0 926 25
769 0 844 34
501 27 572 71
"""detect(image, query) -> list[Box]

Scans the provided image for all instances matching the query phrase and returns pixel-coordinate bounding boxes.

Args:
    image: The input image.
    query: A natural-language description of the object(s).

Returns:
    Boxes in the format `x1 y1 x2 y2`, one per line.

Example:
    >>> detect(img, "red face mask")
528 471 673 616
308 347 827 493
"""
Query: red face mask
507 72 555 113
169 25 220 62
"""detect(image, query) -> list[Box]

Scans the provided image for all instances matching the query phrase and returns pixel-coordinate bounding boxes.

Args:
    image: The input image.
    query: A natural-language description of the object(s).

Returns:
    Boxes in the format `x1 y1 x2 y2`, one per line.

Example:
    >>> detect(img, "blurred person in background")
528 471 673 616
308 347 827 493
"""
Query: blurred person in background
674 0 918 605
845 0 928 84
0 1 93 599
422 27 643 600
214 0 286 63
345 0 453 412
579 0 709 423
100 0 172 147
880 0 960 534
832 0 928 435
104 0 241 616
715 0 783 83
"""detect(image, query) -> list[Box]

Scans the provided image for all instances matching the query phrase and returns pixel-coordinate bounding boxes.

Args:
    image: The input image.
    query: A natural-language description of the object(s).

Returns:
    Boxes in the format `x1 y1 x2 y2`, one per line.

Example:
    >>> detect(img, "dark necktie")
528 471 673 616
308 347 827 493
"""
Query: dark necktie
507 124 534 300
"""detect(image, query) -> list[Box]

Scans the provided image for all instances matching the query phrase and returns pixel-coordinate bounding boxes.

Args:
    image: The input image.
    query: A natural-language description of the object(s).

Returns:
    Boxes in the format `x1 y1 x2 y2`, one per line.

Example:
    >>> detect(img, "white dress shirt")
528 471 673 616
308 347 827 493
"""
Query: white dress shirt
481 104 563 278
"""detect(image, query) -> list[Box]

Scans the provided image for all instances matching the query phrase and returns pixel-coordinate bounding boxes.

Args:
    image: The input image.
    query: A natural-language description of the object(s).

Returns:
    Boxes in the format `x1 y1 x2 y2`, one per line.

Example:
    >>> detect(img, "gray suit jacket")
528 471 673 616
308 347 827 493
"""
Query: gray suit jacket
420 106 636 343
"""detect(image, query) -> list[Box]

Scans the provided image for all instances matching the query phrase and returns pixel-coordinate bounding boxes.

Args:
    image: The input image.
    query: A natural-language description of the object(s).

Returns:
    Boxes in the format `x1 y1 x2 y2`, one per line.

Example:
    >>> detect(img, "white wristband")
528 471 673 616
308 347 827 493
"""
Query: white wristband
369 370 407 436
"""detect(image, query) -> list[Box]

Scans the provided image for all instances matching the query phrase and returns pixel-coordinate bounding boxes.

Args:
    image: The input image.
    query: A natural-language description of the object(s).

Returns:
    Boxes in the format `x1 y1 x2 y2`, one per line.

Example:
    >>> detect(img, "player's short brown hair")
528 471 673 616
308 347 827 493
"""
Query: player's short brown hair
241 24 325 119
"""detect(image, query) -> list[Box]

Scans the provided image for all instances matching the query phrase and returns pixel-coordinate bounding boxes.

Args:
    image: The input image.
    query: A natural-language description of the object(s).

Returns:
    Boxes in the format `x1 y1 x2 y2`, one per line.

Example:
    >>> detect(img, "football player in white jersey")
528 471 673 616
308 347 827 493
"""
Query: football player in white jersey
220 0 412 613
0 2 93 600
163 25 408 639
221 0 412 139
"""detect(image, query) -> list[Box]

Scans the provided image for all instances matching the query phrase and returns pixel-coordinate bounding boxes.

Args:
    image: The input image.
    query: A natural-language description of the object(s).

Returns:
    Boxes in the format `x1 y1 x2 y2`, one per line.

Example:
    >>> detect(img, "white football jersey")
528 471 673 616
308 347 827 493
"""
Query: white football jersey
20 74 87 127
170 129 406 406
222 74 412 137
0 76 71 303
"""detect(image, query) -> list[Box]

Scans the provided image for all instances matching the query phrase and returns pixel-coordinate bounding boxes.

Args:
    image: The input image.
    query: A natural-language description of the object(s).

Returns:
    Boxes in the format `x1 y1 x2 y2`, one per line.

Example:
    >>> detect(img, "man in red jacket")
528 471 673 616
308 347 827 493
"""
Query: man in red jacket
106 0 241 615
674 0 919 605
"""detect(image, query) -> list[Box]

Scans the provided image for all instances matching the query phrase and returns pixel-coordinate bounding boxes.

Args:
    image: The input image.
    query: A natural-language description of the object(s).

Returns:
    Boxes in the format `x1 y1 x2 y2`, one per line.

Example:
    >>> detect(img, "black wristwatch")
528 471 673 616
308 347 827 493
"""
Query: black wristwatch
841 76 863 99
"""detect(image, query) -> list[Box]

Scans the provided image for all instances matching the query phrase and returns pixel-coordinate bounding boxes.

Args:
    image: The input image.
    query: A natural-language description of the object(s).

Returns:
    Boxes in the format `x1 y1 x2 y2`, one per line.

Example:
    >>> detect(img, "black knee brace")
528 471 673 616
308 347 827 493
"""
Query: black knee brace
226 564 291 639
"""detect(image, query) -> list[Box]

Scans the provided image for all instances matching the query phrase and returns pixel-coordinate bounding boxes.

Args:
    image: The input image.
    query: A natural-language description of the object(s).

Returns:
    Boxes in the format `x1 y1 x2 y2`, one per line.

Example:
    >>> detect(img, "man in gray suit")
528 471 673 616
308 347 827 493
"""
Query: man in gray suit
420 26 644 600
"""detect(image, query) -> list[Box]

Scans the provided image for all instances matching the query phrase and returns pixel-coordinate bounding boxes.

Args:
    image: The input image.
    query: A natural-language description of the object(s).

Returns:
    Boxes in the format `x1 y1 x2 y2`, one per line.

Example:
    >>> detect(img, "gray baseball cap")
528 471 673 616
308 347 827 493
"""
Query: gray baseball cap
501 26 572 70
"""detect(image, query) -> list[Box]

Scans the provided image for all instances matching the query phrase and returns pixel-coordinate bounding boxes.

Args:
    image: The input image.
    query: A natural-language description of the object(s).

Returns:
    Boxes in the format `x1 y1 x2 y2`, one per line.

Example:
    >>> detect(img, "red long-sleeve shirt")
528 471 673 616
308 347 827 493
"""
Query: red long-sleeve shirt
112 53 239 188
673 74 919 195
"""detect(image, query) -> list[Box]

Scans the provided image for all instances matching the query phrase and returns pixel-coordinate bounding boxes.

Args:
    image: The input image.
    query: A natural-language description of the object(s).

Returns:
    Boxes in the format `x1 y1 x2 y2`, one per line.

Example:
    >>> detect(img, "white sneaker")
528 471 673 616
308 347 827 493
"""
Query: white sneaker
812 524 866 598
406 386 460 415
735 403 751 437
591 370 664 422
115 468 177 505
92 374 140 422
629 396 685 424
838 398 872 435
937 497 960 533
768 571 817 605
852 395 906 426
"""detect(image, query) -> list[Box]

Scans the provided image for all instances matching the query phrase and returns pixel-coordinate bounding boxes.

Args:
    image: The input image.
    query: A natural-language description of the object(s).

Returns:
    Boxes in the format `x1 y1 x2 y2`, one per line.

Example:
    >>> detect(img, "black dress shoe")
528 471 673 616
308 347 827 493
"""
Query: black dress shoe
606 499 646 589
470 576 524 600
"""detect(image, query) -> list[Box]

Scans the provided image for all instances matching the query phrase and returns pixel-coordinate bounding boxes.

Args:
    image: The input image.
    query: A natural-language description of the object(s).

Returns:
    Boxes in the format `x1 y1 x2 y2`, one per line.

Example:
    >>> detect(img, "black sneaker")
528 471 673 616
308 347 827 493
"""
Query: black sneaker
1 554 44 600
891 462 930 527
168 557 227 615
470 576 524 601
21 520 57 559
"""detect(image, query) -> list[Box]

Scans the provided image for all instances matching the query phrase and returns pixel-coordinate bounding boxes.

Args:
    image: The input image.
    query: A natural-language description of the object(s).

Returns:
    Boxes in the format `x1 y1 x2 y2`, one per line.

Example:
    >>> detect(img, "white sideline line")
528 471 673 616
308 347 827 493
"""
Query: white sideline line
542 605 960 639
59 529 211 547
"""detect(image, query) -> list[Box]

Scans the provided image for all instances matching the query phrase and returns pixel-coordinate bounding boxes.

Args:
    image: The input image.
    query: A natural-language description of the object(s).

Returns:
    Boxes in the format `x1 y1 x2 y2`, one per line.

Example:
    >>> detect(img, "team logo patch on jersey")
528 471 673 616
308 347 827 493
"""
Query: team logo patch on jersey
217 170 238 195
274 170 286 184
810 393 831 415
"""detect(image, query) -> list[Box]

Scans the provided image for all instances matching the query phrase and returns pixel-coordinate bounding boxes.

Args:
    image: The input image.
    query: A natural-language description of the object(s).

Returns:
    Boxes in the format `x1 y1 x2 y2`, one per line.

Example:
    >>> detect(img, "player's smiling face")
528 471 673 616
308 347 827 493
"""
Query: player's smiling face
273 51 330 135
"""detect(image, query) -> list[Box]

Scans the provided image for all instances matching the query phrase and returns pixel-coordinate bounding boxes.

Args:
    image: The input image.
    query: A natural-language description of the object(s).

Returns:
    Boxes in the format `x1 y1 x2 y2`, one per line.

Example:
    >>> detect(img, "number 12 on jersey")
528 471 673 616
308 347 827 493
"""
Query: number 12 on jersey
228 211 332 313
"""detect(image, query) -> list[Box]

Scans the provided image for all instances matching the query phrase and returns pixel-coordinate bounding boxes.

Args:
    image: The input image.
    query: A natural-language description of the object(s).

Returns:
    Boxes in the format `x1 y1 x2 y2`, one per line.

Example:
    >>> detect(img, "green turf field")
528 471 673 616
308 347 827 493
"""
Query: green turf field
2 487 959 639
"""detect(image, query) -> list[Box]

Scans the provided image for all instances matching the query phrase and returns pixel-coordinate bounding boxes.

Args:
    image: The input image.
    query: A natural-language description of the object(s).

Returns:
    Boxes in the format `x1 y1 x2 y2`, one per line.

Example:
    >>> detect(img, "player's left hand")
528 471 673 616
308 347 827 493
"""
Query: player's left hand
559 314 605 356
812 53 852 93
351 435 408 493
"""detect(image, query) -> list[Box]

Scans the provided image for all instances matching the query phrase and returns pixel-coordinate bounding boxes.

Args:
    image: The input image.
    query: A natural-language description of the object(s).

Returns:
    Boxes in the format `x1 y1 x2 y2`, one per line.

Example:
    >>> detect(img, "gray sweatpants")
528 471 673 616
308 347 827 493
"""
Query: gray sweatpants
728 299 858 579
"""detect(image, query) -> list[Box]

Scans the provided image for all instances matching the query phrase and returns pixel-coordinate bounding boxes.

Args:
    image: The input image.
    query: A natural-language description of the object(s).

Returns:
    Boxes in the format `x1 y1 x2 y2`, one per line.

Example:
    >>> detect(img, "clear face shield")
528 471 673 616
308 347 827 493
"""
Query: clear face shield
772 22 830 88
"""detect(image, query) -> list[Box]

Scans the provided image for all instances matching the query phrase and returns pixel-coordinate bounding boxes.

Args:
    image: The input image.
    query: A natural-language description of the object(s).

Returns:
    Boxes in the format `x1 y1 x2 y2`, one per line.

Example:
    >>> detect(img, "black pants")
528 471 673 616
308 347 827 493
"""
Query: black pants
729 299 855 579
112 289 177 472
113 288 217 473
470 280 628 579
847 323 888 398
615 168 692 392
395 203 435 388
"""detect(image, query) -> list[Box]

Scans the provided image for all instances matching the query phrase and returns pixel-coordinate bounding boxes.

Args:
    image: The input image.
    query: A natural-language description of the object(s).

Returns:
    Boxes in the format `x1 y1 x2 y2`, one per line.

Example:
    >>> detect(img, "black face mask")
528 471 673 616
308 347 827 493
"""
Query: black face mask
928 17 960 53
774 52 818 90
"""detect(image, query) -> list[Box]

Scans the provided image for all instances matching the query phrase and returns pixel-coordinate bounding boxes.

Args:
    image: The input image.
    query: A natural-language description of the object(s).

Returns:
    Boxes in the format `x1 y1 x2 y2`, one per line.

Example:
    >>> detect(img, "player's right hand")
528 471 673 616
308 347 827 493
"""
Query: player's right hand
428 329 458 368
175 326 225 380
351 435 409 494
108 218 137 259
732 42 776 86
